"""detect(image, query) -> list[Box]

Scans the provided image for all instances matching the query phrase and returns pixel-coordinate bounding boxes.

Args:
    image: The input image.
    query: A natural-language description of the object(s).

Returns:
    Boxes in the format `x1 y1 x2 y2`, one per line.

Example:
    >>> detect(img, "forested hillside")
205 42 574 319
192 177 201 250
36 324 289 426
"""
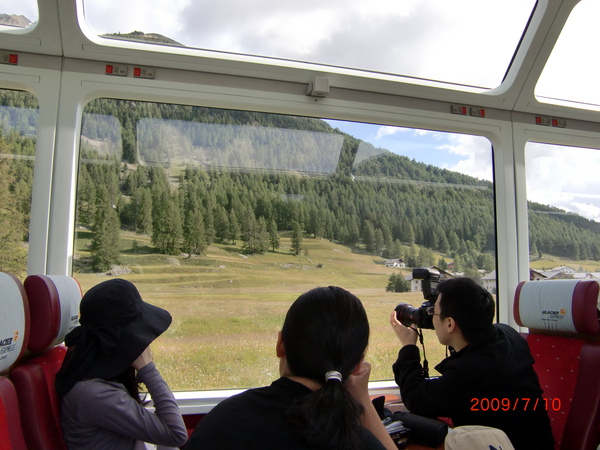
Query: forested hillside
1 90 599 277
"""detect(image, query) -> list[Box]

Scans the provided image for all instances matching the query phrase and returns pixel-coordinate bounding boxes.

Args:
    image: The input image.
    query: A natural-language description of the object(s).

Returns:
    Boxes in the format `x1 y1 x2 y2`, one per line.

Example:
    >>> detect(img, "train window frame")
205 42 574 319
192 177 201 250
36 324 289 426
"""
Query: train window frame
72 96 499 393
511 116 600 291
1 0 599 414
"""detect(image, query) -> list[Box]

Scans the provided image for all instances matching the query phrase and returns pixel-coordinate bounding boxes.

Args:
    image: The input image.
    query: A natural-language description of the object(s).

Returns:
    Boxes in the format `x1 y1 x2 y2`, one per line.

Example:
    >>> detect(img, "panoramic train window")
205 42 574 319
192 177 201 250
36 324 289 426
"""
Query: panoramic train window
82 0 535 90
525 143 600 279
0 1 38 30
536 0 600 109
74 100 496 391
0 89 38 278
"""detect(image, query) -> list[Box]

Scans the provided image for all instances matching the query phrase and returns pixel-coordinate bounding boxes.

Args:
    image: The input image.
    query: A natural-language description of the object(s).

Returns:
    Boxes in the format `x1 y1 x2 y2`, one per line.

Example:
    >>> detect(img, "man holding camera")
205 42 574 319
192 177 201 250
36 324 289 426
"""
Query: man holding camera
390 276 554 450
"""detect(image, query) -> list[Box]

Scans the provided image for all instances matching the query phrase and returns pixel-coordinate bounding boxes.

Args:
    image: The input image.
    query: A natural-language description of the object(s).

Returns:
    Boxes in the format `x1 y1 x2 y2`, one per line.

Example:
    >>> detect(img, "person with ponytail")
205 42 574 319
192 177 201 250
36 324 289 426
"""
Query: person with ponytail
185 286 396 450
55 279 188 449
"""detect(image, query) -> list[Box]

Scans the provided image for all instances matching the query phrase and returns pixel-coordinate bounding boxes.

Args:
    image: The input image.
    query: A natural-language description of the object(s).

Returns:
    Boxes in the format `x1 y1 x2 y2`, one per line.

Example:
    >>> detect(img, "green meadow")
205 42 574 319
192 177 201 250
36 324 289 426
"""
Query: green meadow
74 233 449 391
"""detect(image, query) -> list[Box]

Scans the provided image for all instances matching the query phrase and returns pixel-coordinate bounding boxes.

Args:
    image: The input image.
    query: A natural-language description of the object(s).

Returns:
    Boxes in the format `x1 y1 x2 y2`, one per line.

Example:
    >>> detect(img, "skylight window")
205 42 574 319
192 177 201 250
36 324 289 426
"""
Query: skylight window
0 0 37 31
536 0 600 110
82 0 536 90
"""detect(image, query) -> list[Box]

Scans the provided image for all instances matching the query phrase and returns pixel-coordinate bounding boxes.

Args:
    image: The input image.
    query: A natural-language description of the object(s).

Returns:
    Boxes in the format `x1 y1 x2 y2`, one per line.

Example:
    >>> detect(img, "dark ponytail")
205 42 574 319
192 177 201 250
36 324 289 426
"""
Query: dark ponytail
283 286 370 450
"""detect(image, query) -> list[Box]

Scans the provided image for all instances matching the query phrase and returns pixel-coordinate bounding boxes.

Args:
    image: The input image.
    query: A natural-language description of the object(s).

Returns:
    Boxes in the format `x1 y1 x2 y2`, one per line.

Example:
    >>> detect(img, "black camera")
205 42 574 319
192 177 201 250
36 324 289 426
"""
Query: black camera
394 268 441 329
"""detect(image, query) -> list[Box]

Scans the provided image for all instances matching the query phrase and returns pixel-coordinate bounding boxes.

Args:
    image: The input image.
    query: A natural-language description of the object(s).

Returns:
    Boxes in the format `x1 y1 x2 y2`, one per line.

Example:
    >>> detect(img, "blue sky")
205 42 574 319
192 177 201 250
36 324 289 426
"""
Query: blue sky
324 119 494 182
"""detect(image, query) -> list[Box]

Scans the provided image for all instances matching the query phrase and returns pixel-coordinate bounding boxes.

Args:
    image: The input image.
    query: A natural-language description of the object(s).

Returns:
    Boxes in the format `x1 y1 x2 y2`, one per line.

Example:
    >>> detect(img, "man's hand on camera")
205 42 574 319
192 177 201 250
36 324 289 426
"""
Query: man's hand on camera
390 312 419 346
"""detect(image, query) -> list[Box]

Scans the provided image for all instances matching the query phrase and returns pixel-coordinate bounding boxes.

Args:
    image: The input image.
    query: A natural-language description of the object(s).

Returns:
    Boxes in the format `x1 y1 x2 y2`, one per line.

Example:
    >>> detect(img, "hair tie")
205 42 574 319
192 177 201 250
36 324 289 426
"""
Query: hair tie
325 371 342 382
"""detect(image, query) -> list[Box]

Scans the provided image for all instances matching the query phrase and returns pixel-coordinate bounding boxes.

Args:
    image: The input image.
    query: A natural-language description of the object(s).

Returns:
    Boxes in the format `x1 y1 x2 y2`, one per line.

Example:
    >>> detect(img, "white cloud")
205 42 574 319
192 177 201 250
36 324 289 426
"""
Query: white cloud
438 134 493 181
375 126 405 139
571 202 600 222
526 143 600 222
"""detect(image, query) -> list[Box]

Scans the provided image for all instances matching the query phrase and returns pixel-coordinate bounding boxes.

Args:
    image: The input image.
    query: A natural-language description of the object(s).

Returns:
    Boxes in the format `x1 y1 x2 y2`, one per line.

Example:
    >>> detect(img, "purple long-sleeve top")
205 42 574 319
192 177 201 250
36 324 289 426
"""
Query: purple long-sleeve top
60 362 188 449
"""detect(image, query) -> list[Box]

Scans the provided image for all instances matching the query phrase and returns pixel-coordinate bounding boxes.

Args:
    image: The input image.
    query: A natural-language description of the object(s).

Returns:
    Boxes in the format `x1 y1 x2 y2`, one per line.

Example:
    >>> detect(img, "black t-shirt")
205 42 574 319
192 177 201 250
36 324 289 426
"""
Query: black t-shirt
185 377 387 450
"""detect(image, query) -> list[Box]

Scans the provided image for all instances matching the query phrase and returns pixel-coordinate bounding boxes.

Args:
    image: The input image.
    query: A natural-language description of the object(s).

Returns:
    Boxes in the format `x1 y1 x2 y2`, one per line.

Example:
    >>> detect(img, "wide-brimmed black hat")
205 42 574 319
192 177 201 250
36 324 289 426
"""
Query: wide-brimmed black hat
56 279 171 395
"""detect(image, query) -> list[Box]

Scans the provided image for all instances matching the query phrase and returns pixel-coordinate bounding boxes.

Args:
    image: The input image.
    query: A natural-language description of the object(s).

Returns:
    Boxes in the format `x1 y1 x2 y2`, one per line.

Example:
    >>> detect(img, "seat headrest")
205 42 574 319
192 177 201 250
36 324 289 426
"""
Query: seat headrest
24 275 82 353
514 279 600 335
0 273 29 373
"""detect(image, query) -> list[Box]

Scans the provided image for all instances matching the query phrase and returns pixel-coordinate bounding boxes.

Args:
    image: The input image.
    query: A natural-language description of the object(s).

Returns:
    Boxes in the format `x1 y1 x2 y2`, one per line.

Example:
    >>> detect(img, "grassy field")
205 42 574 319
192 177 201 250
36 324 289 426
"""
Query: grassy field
74 234 452 391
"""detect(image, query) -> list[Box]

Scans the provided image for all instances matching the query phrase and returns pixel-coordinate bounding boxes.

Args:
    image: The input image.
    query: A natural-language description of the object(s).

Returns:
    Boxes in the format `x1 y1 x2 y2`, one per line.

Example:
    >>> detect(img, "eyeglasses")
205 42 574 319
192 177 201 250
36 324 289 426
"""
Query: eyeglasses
426 306 443 318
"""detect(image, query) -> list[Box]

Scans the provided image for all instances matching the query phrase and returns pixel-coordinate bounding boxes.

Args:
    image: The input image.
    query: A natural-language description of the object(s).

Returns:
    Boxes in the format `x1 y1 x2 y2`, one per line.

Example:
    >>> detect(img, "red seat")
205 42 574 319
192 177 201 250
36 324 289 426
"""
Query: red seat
0 376 27 450
10 275 82 450
11 346 67 450
514 279 600 450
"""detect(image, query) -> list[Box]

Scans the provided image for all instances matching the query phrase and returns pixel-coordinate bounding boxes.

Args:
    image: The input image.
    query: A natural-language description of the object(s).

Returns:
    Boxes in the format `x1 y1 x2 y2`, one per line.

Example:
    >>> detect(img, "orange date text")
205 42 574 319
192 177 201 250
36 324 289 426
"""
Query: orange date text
470 397 561 412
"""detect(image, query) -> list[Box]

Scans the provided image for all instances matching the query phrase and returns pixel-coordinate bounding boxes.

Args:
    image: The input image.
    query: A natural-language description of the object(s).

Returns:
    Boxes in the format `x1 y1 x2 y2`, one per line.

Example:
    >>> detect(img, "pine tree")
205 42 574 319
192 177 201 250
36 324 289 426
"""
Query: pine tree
268 218 280 251
152 187 182 255
0 159 27 275
291 222 303 255
76 165 96 227
135 188 153 235
182 208 207 256
227 209 241 245
256 217 270 253
386 273 410 292
90 191 121 271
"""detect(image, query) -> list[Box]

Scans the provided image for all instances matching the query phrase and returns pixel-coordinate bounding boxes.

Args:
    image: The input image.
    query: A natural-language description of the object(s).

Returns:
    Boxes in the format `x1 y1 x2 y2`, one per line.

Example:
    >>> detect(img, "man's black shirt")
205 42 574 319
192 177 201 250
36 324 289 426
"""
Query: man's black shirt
393 323 554 450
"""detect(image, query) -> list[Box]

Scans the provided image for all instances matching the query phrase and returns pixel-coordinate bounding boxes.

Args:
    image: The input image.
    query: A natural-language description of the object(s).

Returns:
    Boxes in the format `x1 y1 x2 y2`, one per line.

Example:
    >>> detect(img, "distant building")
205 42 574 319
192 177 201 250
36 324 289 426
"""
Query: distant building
385 259 406 268
541 270 573 280
481 270 496 294
408 266 454 293
550 265 577 275
572 272 600 280
529 269 547 281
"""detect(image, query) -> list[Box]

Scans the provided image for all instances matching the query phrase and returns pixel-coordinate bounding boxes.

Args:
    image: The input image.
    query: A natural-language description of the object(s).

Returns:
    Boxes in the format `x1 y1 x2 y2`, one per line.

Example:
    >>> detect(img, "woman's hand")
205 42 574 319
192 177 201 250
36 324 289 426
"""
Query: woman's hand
345 360 372 404
346 360 399 450
131 345 153 370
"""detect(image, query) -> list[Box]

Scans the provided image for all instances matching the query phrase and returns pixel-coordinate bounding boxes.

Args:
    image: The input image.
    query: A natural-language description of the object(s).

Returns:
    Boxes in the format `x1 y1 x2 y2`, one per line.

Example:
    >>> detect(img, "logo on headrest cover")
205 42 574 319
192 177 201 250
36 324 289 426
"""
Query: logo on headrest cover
541 309 567 321
0 331 17 360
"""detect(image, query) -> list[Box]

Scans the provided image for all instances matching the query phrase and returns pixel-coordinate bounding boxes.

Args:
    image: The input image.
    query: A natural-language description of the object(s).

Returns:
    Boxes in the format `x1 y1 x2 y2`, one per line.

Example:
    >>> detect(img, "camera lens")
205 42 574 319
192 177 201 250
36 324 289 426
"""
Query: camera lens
394 302 434 329
394 303 421 327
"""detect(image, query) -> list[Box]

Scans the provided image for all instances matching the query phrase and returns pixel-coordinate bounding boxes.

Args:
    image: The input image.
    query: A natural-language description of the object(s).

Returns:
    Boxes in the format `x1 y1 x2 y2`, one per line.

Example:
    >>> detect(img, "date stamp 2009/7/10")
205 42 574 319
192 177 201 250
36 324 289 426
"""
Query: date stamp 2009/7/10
470 397 561 412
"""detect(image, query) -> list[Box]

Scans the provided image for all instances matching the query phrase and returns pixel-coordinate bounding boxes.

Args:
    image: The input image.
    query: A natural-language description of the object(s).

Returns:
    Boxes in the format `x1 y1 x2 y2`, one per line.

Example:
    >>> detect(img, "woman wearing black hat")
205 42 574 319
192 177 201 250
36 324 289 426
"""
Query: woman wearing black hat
185 286 397 450
55 278 188 449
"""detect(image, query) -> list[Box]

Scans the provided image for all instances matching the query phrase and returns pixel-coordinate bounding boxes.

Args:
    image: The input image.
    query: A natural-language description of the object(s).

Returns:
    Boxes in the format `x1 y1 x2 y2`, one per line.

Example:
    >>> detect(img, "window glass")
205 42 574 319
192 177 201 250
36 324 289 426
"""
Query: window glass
82 0 535 90
526 143 600 277
0 89 39 278
0 0 38 30
75 99 496 390
536 0 600 109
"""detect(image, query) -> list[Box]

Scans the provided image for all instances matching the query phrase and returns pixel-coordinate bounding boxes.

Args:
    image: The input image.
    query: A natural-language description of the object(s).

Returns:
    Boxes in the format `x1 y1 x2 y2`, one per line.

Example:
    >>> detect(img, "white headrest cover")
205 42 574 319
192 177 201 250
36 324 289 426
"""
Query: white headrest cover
0 273 28 372
46 275 81 346
24 274 82 352
514 279 600 334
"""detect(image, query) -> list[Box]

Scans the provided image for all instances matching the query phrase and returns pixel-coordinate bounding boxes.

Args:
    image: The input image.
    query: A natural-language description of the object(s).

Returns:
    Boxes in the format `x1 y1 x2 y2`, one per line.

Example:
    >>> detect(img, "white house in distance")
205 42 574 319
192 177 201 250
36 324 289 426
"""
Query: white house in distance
385 259 406 268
